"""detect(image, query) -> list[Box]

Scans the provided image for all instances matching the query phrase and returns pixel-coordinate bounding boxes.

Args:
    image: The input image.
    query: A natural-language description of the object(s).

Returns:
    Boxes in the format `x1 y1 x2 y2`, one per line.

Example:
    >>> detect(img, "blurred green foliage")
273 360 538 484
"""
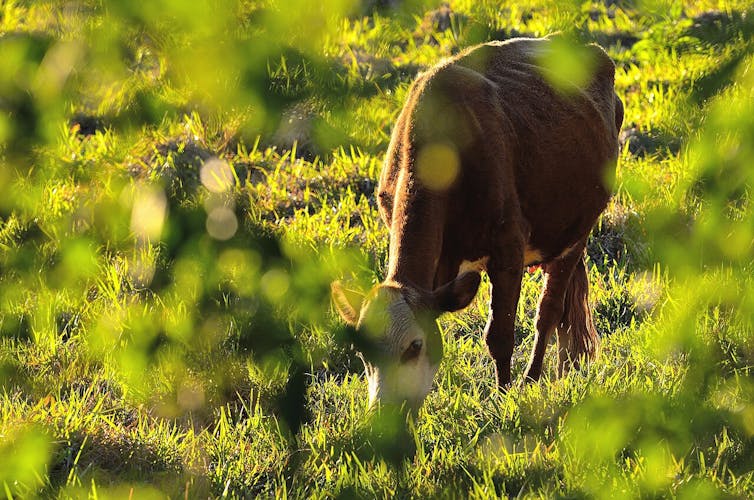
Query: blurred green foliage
1 0 754 497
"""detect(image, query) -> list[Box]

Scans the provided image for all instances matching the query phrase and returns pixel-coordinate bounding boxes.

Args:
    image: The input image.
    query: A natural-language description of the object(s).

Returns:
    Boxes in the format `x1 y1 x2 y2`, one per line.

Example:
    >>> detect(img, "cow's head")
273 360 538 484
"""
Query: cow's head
331 272 481 412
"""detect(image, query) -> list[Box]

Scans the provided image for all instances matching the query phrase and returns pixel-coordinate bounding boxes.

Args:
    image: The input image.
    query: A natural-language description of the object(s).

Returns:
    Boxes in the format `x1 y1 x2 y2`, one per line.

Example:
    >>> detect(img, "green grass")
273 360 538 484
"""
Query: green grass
2 0 754 497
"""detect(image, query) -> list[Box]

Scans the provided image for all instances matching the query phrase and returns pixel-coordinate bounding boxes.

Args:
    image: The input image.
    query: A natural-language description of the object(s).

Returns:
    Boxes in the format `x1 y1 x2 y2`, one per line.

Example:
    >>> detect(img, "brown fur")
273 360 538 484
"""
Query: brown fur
377 37 622 386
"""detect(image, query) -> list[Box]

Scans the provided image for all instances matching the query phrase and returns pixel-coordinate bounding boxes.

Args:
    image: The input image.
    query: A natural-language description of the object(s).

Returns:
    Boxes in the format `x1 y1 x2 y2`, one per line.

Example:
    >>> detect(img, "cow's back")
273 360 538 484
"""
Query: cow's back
450 38 621 260
379 37 622 285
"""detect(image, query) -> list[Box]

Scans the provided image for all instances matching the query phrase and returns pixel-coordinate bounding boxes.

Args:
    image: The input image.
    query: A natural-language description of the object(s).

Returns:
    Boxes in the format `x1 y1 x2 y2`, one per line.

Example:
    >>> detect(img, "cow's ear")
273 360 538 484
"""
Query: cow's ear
331 281 363 326
432 271 481 312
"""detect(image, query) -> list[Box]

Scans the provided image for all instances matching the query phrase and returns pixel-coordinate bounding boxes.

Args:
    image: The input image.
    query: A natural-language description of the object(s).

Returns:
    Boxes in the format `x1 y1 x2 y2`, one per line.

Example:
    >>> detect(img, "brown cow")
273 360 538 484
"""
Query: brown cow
332 36 623 411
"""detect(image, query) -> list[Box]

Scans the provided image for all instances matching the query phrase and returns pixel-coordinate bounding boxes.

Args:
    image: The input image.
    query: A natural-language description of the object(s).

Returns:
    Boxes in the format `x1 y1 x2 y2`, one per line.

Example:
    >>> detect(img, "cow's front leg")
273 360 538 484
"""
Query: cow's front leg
484 235 524 388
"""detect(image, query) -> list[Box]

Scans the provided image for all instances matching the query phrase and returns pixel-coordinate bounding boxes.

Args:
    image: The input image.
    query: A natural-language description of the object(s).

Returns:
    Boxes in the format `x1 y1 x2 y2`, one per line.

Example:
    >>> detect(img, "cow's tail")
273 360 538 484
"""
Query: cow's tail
556 254 600 377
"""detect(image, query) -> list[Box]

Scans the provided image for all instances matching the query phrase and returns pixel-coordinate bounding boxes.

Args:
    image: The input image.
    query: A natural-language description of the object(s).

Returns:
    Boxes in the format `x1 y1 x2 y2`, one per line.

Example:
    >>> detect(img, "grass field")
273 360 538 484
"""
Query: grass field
2 0 754 497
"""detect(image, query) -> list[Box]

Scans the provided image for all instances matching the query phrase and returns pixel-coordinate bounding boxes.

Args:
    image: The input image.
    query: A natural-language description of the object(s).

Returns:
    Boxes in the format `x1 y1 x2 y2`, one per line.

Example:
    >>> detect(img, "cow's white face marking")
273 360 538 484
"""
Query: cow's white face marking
332 273 481 412
356 286 441 412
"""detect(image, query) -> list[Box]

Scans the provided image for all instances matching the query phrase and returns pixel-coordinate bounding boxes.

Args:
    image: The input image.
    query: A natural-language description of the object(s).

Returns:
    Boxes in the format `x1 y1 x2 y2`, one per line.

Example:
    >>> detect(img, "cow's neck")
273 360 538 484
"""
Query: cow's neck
385 185 446 291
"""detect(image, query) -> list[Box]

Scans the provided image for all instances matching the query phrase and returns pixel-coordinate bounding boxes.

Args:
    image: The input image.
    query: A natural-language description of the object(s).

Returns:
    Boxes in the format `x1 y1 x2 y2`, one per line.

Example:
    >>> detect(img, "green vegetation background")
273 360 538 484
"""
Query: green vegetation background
1 0 753 497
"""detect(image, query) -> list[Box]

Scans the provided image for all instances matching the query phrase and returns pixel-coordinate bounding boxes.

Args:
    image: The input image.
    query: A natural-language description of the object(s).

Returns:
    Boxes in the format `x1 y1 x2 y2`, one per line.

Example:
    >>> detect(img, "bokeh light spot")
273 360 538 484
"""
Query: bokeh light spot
200 157 235 193
261 269 290 302
416 143 460 191
177 380 205 411
206 207 238 240
130 185 167 241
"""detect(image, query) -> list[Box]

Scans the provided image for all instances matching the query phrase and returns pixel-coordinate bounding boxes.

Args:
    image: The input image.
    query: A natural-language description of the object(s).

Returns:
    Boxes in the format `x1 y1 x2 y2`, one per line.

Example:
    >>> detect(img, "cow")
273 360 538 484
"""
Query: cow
331 36 624 412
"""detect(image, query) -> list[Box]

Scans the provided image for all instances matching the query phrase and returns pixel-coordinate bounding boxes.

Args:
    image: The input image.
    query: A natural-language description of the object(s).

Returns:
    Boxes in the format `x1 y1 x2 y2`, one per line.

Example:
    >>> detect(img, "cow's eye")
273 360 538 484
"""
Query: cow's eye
401 339 423 363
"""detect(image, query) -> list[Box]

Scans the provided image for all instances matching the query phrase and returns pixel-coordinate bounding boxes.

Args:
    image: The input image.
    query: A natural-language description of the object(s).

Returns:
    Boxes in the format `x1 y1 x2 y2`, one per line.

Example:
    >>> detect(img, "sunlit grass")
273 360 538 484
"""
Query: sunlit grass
1 0 753 497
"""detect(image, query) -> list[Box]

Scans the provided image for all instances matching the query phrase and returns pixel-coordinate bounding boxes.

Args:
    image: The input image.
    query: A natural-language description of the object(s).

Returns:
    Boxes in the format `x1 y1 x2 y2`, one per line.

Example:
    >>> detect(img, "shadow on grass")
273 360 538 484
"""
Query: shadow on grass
46 427 206 497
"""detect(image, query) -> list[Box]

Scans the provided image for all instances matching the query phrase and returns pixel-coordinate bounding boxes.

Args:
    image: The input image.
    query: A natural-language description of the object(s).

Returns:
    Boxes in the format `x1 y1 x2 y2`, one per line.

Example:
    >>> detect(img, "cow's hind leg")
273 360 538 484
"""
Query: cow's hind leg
555 251 600 376
523 240 597 381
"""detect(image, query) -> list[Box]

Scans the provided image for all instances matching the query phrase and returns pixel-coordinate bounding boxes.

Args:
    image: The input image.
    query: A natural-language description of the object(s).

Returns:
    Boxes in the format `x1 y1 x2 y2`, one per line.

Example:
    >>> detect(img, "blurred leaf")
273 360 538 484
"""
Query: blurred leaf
0 424 53 497
535 34 597 94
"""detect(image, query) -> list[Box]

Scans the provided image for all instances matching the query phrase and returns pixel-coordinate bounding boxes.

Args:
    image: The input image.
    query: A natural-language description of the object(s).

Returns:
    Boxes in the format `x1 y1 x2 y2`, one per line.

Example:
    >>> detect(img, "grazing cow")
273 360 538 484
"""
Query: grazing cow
332 36 624 411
